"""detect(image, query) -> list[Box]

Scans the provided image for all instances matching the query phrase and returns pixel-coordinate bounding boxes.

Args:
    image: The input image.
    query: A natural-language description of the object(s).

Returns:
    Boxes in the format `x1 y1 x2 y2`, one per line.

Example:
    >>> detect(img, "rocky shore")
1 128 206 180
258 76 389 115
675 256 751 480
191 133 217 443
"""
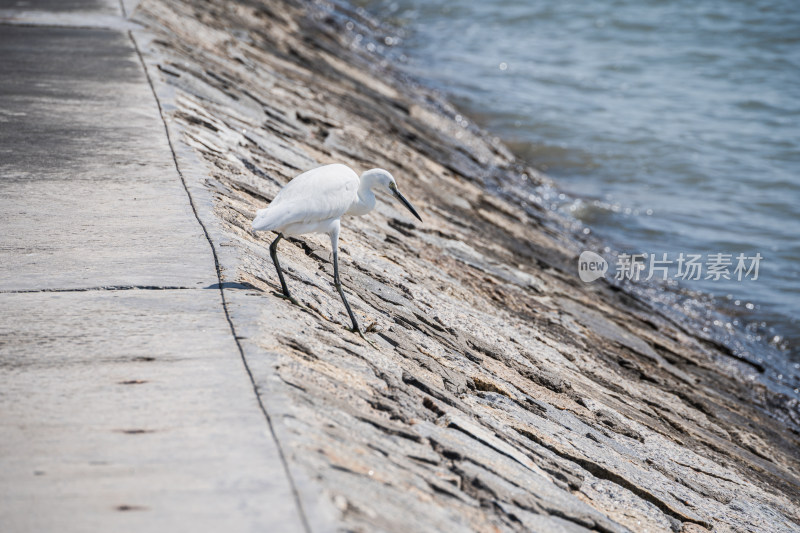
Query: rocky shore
131 0 799 531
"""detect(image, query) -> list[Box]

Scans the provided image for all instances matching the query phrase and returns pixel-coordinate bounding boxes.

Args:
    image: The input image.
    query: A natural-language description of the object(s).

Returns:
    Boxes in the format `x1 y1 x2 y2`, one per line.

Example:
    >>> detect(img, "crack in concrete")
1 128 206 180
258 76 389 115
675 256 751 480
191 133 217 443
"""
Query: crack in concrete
0 285 198 294
0 20 120 30
0 16 140 31
128 29 312 533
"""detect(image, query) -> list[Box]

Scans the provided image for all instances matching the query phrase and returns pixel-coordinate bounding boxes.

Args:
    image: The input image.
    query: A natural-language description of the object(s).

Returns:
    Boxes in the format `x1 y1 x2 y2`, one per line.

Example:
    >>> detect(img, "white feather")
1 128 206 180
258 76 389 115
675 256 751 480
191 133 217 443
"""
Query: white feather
252 164 359 236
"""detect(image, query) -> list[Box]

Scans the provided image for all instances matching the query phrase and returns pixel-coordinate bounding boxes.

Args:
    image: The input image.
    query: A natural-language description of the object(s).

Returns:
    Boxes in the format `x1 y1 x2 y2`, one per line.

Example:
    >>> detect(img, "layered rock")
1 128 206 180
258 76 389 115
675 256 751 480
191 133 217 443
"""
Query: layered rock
132 1 800 531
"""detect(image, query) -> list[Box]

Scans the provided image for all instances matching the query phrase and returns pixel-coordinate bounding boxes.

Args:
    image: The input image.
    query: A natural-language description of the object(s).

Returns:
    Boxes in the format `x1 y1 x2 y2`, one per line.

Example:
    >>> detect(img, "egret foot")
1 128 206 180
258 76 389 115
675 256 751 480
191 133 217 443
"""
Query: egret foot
348 326 377 348
271 291 301 307
304 301 332 322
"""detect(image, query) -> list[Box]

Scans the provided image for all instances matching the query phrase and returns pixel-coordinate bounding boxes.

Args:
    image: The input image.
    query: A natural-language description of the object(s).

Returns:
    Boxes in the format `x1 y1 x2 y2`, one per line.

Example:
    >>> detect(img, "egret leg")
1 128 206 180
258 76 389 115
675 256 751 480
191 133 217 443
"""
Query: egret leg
333 248 360 333
328 223 373 346
269 234 298 305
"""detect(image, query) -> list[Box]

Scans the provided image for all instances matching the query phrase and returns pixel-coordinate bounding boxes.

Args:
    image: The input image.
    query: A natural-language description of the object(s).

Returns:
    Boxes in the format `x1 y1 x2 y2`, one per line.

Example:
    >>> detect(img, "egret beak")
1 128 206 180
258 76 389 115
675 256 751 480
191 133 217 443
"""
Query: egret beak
392 189 422 222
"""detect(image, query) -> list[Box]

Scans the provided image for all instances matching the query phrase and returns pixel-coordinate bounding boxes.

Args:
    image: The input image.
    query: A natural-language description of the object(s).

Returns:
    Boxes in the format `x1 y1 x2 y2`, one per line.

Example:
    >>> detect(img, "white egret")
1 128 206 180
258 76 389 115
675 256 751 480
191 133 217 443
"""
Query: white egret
252 164 422 334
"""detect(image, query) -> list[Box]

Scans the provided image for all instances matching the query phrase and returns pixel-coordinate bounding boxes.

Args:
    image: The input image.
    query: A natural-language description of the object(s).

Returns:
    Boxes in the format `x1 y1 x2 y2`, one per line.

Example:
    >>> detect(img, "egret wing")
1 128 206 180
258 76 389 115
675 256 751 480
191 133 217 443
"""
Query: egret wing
252 164 359 232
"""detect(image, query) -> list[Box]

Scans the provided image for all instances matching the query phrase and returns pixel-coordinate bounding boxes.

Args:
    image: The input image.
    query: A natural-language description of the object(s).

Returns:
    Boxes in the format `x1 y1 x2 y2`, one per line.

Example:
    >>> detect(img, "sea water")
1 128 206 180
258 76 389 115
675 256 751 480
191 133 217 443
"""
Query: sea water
347 0 800 389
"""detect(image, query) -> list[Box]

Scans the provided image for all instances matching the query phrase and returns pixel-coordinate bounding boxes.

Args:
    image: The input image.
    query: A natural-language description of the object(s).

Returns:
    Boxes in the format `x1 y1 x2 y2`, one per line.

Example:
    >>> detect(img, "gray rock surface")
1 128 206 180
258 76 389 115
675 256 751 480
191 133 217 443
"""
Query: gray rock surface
126 0 800 531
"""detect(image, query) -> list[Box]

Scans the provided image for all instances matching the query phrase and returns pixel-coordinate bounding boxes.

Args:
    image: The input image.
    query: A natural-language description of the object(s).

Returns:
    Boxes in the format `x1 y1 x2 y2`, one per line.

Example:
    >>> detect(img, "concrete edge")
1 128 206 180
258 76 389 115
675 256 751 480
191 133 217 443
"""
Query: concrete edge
129 28 341 533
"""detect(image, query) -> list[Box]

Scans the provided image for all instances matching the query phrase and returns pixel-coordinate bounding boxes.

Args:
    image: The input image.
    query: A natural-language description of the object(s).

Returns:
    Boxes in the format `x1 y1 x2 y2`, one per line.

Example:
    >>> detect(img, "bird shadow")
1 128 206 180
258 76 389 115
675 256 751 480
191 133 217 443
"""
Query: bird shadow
206 281 379 348
204 281 259 290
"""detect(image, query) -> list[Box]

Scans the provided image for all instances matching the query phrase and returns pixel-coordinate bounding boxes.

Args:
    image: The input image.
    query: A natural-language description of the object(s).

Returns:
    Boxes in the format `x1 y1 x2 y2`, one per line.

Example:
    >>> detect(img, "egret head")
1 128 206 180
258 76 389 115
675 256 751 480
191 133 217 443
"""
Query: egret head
363 168 423 222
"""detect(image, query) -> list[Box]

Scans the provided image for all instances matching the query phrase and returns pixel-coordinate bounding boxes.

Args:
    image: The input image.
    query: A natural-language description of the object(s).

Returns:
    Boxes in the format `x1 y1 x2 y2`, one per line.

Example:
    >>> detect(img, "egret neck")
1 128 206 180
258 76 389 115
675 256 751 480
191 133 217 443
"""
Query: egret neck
346 169 384 216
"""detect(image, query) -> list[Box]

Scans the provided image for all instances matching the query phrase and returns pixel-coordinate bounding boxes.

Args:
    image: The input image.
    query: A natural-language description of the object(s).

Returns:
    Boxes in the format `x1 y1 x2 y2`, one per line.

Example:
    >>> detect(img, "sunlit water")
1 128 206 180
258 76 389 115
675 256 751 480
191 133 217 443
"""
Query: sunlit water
341 0 800 390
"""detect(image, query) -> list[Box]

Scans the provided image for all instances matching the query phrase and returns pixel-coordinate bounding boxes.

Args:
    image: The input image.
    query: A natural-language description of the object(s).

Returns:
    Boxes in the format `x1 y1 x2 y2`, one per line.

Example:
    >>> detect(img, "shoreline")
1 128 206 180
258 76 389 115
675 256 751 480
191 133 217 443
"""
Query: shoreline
331 0 799 406
130 0 800 530
135 1 800 531
347 0 800 368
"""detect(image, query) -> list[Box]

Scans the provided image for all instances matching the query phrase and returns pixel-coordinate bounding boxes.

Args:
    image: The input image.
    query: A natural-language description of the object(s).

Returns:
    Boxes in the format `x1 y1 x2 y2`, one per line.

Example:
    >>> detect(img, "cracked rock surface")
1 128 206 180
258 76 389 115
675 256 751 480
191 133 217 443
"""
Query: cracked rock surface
133 0 799 531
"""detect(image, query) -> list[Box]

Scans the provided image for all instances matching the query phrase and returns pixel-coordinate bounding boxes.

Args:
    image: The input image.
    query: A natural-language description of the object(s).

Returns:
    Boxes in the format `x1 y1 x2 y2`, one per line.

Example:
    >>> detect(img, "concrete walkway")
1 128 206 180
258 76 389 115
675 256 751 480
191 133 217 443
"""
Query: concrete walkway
0 2 306 531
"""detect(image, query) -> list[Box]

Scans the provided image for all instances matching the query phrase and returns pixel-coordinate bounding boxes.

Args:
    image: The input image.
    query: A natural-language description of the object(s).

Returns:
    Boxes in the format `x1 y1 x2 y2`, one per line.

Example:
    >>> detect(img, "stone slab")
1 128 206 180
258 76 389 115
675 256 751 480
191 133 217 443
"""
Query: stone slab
0 25 214 290
0 289 306 533
0 0 119 15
